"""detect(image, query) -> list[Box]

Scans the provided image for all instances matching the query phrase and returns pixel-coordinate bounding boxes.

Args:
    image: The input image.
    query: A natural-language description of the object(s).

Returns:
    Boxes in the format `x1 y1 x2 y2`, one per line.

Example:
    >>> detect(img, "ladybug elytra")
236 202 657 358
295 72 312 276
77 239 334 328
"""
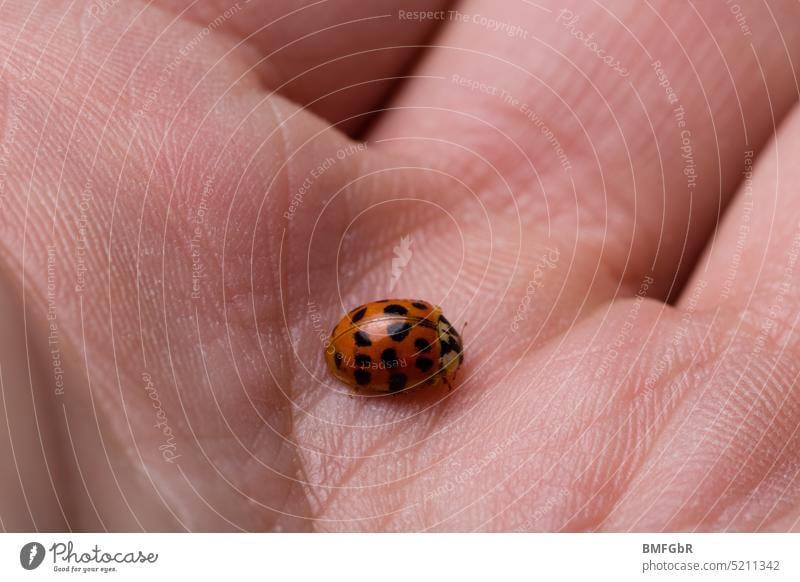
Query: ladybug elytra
325 299 463 392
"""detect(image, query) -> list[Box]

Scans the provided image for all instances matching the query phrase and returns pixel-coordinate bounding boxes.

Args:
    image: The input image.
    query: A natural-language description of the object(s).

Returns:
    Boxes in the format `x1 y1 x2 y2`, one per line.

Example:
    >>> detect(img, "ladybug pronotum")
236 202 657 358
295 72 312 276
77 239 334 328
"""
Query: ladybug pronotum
325 299 463 392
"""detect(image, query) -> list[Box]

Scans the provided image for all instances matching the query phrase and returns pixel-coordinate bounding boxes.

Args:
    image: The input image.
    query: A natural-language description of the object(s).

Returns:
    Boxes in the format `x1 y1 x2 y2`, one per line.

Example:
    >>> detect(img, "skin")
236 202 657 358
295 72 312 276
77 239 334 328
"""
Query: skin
1 0 800 532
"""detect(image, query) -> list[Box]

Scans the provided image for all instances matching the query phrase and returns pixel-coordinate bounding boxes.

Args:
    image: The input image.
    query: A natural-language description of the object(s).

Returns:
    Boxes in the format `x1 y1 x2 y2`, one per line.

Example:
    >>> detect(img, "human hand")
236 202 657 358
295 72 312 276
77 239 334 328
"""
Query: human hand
1 0 799 531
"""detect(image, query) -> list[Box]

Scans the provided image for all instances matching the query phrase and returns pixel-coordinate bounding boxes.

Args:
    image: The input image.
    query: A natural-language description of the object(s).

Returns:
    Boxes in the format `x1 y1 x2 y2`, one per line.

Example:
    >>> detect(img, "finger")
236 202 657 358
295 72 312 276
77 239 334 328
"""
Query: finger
154 0 452 133
681 103 800 314
369 0 800 300
602 104 800 531
0 0 373 530
0 273 71 531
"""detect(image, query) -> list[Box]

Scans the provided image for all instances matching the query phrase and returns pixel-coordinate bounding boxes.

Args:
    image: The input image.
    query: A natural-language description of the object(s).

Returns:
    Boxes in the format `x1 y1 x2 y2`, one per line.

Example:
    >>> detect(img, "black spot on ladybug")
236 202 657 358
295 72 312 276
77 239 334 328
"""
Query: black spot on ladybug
389 373 407 392
414 338 432 353
334 352 343 369
416 357 434 372
412 301 429 310
354 330 372 347
351 307 367 323
387 322 412 342
354 369 371 385
384 304 408 316
381 348 398 368
354 354 371 367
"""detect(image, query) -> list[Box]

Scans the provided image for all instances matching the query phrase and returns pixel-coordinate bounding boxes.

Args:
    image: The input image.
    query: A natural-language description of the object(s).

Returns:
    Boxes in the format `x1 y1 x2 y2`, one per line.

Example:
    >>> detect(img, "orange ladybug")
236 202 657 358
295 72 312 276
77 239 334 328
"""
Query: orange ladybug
325 299 463 392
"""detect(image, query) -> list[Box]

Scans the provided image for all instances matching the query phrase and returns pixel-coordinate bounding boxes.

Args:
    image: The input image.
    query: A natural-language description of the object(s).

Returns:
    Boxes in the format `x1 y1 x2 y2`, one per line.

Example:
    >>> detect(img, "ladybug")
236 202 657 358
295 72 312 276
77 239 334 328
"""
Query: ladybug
325 299 463 393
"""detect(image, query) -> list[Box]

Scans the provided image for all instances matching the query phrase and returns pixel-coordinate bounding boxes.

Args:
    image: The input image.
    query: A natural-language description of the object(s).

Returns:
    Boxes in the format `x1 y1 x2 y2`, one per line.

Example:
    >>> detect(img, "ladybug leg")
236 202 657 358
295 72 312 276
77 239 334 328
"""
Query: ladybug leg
442 375 452 392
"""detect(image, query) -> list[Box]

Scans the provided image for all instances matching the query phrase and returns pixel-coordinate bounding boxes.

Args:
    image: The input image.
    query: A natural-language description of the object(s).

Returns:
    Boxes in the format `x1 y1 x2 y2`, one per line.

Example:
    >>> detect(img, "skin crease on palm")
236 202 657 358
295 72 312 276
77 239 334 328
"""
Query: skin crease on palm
1 0 800 533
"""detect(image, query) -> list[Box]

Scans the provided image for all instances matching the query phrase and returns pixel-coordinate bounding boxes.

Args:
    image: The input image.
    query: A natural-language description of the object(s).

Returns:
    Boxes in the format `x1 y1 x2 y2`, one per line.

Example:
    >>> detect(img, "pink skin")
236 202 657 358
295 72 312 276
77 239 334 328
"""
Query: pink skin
1 0 800 531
